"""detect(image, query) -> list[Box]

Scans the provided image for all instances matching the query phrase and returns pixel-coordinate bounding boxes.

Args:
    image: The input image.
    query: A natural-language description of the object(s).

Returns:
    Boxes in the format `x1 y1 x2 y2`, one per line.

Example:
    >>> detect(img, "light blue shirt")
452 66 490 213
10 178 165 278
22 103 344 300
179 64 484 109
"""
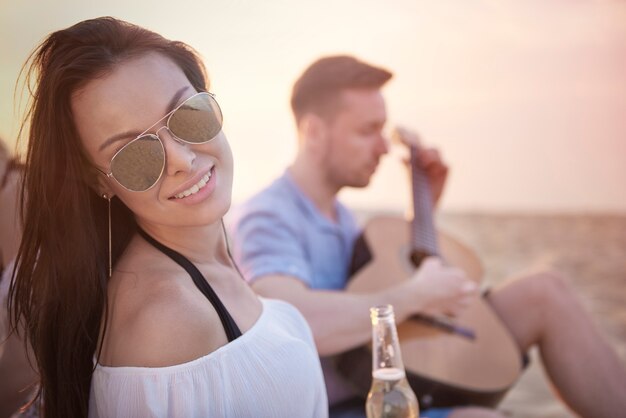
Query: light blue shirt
230 170 360 291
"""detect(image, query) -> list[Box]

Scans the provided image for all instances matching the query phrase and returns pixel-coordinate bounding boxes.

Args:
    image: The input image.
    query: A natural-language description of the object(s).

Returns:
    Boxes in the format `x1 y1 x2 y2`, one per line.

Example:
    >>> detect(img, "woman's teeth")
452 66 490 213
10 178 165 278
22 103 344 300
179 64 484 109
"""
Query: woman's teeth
174 171 211 199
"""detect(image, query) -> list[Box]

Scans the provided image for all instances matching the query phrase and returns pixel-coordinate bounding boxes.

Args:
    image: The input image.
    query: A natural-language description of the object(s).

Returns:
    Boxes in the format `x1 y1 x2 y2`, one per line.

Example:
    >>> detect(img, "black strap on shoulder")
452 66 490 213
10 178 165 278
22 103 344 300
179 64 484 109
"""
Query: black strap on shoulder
137 228 242 342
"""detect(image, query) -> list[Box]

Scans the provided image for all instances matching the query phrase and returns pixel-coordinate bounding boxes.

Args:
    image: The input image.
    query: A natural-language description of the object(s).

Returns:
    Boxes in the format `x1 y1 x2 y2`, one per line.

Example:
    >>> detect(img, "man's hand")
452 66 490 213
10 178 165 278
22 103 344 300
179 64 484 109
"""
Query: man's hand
402 256 477 318
392 126 449 206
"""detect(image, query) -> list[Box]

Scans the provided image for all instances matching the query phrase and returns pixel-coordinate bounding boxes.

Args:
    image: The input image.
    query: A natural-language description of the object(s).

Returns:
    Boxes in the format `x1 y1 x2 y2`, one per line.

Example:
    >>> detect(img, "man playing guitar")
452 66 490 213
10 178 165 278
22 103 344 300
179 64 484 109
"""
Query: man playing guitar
230 55 626 418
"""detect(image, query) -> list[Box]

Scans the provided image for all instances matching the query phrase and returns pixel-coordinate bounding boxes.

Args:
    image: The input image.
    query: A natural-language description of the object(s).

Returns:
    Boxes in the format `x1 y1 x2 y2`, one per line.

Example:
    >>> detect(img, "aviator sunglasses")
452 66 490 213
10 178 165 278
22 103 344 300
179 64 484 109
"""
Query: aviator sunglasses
95 92 223 192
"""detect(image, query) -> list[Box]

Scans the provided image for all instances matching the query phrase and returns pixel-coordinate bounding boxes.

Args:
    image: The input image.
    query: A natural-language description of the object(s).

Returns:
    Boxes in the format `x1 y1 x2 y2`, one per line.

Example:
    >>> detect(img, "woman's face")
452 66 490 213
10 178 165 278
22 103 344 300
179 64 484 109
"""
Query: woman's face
72 53 234 230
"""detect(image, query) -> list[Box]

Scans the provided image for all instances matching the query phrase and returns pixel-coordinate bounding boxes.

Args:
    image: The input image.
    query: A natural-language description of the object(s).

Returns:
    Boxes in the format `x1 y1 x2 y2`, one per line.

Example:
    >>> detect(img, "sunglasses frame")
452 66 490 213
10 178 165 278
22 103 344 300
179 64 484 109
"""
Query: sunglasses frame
95 92 222 192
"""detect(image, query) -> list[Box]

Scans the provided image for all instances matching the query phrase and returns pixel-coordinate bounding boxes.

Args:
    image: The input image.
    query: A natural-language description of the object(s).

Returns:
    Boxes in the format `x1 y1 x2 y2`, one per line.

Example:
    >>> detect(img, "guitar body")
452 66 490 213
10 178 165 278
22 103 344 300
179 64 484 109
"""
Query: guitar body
338 216 522 409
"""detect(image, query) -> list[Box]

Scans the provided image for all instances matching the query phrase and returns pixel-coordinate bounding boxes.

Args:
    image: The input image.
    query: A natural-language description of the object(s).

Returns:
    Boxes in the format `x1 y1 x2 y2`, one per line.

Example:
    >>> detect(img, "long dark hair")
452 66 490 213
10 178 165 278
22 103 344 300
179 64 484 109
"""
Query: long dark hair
8 17 208 417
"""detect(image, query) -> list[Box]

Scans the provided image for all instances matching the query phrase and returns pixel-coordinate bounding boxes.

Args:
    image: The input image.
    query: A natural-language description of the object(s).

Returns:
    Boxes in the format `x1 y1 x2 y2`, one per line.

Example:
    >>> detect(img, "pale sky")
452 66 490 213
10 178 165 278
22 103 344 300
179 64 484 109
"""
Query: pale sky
1 0 625 213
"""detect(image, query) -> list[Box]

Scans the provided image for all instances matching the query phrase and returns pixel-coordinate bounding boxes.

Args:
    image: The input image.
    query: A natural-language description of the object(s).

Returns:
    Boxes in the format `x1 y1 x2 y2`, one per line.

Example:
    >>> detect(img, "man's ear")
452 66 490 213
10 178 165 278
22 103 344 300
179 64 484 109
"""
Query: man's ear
299 113 329 150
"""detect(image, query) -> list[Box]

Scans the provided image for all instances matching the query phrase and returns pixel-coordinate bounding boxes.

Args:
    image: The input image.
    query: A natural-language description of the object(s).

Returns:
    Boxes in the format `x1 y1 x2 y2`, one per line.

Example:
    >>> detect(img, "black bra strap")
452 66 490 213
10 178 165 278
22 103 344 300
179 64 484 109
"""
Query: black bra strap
137 228 242 342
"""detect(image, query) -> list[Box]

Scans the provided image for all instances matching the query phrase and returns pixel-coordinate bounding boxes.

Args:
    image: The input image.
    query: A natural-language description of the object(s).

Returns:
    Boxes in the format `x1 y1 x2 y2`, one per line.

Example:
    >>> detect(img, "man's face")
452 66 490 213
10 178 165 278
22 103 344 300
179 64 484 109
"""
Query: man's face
321 88 389 189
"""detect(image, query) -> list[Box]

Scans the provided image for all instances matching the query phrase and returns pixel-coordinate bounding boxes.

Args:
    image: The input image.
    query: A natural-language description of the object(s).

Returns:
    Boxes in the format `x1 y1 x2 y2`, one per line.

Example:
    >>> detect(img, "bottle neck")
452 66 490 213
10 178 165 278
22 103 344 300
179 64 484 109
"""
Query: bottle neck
370 305 406 375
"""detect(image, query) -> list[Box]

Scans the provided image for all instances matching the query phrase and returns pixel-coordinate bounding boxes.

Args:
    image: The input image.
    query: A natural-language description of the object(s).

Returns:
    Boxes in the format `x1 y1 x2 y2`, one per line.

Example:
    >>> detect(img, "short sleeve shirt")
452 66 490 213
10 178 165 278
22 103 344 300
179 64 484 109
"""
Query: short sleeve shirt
229 171 360 291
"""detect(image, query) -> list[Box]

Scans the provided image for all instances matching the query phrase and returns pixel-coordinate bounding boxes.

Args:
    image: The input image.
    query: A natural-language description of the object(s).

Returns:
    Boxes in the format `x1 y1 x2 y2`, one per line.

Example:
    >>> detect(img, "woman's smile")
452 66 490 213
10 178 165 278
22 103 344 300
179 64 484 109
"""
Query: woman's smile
168 165 216 205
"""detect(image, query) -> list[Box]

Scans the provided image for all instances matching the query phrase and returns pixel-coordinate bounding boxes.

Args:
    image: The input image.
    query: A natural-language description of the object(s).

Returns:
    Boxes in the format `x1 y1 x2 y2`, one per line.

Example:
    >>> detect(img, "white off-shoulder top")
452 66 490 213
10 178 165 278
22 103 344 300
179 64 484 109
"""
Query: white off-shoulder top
89 298 328 418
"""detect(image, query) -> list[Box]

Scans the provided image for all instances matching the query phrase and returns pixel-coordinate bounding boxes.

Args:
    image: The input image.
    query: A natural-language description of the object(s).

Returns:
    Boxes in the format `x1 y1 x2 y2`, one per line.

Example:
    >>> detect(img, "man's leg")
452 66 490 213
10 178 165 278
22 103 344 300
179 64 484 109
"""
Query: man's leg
486 271 626 417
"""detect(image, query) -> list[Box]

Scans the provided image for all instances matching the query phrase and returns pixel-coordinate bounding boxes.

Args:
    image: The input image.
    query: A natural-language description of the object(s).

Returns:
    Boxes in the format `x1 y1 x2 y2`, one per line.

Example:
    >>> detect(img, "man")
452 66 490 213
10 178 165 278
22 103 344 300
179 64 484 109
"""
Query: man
230 56 626 418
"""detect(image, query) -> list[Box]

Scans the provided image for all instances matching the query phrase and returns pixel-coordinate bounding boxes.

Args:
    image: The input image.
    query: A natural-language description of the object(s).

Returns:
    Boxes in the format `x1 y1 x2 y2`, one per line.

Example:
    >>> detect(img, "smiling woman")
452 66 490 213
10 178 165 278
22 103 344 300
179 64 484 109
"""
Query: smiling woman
8 17 327 418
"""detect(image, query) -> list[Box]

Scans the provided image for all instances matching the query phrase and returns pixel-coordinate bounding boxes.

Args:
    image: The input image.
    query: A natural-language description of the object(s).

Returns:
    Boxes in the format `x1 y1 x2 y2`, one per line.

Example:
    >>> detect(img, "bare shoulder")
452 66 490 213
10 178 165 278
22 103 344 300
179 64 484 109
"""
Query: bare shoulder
100 267 228 368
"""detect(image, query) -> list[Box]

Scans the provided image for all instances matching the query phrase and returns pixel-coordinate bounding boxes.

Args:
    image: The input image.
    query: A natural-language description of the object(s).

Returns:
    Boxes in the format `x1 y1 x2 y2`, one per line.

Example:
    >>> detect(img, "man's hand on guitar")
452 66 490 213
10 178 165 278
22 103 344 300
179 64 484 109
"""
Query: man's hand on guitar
392 126 449 206
418 147 448 207
408 256 477 318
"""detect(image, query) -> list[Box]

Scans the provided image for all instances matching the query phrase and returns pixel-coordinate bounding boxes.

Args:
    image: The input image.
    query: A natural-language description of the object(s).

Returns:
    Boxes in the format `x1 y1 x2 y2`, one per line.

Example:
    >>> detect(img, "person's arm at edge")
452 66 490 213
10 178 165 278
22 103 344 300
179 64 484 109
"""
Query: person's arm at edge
0 330 38 418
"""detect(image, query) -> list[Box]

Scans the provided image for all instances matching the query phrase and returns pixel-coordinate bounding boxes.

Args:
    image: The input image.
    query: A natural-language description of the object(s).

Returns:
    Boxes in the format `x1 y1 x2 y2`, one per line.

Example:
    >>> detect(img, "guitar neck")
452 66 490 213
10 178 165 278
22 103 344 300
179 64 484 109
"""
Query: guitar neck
410 145 439 264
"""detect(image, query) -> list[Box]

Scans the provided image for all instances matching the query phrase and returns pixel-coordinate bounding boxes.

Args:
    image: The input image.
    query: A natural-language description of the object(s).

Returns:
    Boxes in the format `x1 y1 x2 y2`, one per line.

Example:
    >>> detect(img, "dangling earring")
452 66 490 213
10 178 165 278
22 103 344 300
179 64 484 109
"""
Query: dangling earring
102 194 112 278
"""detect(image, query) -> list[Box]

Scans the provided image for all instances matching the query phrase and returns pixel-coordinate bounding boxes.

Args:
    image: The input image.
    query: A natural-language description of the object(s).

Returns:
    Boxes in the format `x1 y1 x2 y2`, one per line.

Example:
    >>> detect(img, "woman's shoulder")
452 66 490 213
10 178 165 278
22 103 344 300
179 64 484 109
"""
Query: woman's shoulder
260 297 317 342
100 264 228 368
91 297 329 418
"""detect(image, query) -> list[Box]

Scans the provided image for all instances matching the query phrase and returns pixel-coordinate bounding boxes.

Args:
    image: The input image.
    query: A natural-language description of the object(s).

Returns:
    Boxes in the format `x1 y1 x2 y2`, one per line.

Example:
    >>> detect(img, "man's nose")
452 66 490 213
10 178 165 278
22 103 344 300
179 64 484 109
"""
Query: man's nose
376 134 390 156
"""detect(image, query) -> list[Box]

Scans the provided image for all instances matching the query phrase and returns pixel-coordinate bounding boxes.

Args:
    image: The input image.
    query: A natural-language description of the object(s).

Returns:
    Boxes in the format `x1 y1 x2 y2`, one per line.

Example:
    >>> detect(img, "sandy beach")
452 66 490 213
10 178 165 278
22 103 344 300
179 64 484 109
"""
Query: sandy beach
436 213 626 417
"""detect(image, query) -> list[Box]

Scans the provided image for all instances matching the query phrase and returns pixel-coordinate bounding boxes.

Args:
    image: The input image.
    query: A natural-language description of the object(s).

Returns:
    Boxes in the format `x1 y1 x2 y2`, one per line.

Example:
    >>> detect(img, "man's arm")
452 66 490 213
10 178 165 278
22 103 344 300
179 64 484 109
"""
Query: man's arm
253 275 405 356
252 257 475 357
231 190 475 357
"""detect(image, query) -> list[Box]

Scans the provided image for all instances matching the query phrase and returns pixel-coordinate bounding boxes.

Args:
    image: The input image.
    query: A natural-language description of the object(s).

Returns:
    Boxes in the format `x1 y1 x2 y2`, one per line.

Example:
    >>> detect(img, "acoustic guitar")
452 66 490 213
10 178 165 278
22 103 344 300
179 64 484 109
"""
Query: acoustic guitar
337 130 522 409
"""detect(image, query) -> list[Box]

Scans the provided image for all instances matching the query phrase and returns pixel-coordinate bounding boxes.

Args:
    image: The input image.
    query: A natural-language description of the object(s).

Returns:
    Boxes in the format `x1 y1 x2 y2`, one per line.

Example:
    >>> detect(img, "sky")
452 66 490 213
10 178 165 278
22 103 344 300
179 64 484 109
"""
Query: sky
1 0 625 213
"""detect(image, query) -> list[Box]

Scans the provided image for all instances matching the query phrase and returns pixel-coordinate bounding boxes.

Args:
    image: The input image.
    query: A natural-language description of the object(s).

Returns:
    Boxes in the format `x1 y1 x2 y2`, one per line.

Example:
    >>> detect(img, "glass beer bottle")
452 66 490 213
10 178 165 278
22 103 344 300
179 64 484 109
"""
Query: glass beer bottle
366 305 419 418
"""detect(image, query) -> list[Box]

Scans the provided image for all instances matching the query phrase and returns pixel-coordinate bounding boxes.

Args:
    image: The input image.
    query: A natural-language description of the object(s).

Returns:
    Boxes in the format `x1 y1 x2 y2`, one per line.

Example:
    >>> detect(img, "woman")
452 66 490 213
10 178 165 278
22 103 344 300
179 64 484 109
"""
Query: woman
9 17 327 418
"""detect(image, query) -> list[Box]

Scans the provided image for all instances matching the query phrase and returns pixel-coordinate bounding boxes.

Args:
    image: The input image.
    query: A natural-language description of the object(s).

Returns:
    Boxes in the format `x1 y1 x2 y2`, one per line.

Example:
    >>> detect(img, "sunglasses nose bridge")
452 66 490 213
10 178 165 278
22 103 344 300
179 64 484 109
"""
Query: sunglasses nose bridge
158 127 196 177
155 125 186 146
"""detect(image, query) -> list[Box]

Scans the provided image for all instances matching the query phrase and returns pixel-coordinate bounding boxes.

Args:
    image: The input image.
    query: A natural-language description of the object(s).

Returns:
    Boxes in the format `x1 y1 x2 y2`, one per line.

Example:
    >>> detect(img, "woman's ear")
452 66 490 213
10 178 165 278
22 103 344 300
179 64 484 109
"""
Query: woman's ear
92 173 115 199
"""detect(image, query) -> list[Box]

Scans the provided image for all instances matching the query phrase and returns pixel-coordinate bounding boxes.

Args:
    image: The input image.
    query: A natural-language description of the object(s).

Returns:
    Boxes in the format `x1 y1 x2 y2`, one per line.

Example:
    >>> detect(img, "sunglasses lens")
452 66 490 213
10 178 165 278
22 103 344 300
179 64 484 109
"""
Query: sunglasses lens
110 135 164 192
168 93 223 143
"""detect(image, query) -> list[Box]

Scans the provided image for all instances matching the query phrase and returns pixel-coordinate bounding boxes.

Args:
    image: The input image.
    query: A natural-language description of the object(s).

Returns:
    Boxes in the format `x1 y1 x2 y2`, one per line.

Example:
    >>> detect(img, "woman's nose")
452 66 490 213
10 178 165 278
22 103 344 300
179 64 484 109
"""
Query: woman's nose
157 127 195 176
